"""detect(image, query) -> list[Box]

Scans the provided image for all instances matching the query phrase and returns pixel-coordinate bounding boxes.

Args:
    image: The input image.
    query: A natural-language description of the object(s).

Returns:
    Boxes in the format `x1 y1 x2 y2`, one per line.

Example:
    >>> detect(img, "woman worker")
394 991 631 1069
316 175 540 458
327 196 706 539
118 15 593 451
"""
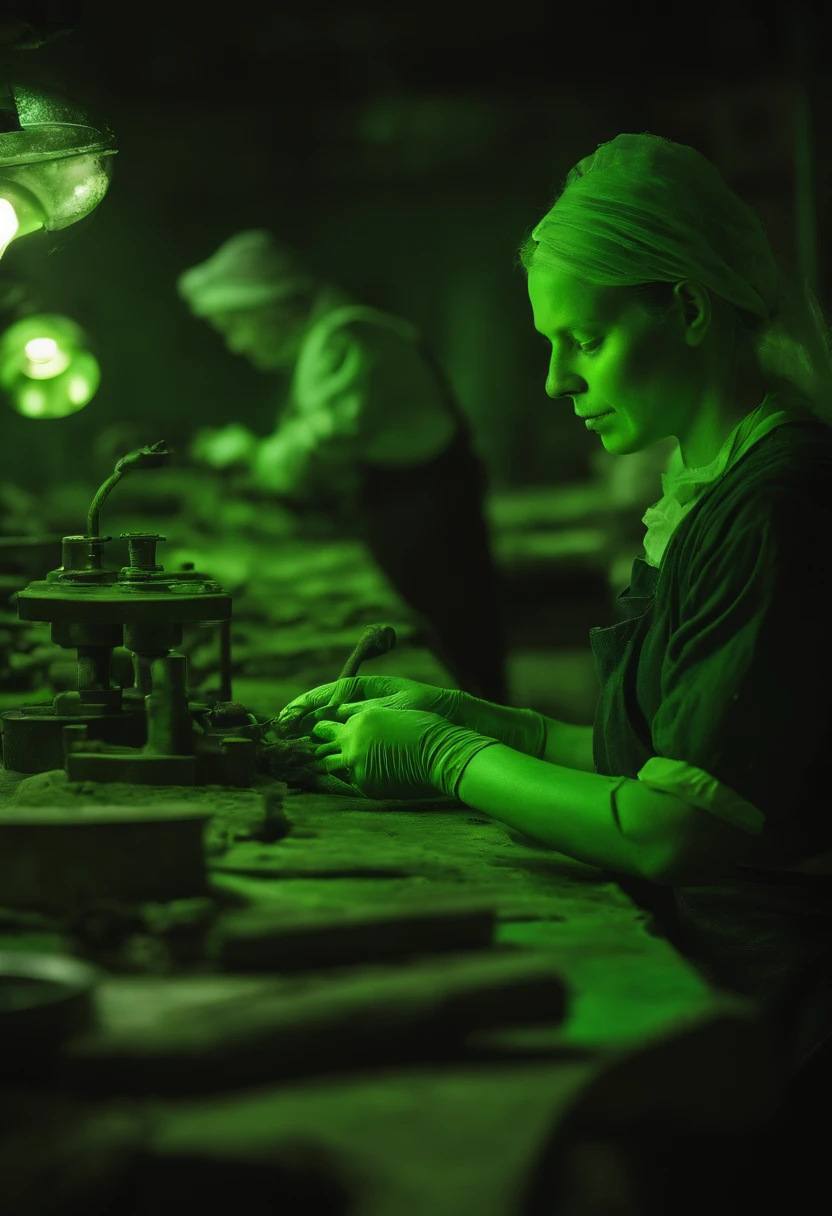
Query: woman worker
177 231 508 704
278 132 832 1178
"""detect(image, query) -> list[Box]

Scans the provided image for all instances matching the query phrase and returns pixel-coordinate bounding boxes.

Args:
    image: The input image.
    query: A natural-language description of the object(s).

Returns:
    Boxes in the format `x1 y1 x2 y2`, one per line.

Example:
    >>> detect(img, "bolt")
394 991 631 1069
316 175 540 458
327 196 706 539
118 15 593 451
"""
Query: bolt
120 533 166 572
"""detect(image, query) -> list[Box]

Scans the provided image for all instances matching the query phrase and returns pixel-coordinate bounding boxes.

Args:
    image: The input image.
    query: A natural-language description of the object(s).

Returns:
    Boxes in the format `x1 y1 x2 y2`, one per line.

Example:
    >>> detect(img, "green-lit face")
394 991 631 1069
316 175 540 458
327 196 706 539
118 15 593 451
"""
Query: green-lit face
528 264 705 457
206 302 306 372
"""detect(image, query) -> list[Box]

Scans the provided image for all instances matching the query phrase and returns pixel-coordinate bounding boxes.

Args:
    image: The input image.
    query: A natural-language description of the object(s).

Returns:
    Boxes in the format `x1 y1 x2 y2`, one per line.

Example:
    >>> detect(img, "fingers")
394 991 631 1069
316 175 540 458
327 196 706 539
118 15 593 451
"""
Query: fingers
311 719 336 741
307 699 366 727
277 678 363 736
318 752 348 775
314 773 361 797
313 740 341 759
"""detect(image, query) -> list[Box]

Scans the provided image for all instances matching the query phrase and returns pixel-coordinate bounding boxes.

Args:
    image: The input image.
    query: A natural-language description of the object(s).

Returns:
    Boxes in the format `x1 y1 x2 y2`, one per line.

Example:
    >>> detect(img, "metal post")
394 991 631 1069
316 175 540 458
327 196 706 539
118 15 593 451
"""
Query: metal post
218 618 233 703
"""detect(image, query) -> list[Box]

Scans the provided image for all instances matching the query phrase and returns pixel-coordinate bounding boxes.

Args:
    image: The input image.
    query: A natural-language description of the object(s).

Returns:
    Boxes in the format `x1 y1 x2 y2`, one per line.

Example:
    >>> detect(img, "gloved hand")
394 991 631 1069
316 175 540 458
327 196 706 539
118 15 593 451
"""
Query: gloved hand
309 707 501 800
277 676 546 760
188 423 259 470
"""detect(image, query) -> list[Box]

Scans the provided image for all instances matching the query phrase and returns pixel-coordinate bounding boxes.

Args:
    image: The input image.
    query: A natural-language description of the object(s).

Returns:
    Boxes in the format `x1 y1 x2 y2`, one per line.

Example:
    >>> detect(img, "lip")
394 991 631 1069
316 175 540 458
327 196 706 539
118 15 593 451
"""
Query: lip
577 410 614 420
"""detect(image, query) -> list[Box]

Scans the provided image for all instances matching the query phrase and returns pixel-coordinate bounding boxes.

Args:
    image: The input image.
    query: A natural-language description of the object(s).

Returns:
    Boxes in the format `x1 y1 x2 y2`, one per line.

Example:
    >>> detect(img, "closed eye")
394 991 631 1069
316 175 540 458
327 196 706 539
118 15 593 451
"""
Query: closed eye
539 335 603 355
575 338 603 355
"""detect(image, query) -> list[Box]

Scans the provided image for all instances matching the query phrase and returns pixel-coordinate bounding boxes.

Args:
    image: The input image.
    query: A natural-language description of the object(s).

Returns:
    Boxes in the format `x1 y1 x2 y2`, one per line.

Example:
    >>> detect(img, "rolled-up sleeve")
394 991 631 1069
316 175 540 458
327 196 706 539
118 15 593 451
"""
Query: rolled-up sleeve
644 475 832 846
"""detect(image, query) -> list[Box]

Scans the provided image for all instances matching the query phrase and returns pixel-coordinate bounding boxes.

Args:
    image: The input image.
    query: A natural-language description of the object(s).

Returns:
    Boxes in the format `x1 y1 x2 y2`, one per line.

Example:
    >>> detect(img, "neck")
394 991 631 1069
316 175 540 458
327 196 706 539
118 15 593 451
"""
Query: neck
678 370 771 470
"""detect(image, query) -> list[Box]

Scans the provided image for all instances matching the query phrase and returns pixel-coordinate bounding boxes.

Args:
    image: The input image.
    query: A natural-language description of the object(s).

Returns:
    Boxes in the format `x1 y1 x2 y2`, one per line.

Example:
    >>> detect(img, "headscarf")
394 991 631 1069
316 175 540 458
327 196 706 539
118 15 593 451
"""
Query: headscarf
520 132 832 428
177 229 319 316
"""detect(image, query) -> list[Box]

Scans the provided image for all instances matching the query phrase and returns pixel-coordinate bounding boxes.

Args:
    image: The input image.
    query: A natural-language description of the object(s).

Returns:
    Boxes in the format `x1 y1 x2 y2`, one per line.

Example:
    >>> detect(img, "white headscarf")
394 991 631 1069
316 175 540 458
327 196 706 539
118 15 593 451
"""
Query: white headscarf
177 230 318 316
521 132 832 429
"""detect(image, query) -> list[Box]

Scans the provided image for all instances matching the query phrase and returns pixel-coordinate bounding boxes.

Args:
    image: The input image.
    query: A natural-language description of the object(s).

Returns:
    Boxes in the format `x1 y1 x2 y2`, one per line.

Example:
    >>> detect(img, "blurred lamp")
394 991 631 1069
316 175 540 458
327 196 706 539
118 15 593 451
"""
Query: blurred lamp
0 312 100 417
0 81 117 256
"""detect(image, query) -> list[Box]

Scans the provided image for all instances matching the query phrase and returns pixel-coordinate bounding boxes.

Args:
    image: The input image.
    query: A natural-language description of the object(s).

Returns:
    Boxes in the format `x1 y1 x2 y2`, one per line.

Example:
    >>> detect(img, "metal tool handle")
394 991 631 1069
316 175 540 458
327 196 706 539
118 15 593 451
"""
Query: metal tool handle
338 624 397 680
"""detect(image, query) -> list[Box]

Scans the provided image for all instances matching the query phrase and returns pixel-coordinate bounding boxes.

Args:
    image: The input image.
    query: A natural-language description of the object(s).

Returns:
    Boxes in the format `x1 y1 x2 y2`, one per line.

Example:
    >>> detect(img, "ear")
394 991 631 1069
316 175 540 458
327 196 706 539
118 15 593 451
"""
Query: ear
672 280 711 346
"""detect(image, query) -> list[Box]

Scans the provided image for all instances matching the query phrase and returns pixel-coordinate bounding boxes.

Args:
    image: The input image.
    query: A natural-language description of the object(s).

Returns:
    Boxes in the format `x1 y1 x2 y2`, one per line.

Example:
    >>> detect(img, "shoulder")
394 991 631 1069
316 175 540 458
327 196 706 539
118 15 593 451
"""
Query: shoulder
297 308 425 398
669 421 832 584
306 306 420 354
698 421 832 530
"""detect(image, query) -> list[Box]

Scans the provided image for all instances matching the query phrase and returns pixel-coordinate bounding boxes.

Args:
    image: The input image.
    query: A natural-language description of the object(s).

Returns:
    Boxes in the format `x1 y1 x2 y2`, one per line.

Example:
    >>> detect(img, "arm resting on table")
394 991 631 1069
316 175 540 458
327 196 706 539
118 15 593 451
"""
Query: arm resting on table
456 744 754 885
539 716 596 773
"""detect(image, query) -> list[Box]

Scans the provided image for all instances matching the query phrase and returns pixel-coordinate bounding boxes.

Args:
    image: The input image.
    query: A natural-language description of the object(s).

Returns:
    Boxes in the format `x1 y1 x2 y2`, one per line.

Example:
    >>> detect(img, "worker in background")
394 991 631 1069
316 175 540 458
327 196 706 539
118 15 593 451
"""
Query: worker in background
177 230 508 704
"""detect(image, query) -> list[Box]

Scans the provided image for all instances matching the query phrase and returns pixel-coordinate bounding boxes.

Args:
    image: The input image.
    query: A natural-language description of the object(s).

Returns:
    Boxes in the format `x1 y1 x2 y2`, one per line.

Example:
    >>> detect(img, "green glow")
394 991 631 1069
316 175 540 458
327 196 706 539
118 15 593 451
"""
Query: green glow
23 336 71 379
0 314 100 418
19 385 47 417
0 197 19 257
67 372 93 406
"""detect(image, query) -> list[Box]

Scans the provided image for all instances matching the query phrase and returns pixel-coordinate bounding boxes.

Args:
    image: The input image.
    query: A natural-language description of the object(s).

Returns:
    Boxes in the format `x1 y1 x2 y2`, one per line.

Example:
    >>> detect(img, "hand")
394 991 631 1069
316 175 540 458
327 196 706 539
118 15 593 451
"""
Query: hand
278 676 546 760
309 707 499 801
188 424 258 470
277 676 462 738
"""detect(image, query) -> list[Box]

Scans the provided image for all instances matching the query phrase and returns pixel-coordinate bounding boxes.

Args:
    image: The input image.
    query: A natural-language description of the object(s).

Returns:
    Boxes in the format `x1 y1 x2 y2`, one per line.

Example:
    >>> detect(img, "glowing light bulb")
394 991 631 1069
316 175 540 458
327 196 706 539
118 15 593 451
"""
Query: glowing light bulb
23 335 71 379
0 198 20 259
25 337 58 362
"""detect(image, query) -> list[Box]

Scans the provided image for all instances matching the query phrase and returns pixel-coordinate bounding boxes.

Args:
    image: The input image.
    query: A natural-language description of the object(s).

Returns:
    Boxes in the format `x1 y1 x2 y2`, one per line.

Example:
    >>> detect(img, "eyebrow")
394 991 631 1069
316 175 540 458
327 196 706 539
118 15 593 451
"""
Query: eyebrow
536 323 602 337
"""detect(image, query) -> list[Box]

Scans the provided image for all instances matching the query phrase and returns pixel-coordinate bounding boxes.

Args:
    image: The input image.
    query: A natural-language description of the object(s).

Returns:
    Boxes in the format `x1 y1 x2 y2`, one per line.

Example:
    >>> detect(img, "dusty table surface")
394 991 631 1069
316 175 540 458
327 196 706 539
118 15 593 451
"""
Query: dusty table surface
0 708 777 1216
128 798 778 1215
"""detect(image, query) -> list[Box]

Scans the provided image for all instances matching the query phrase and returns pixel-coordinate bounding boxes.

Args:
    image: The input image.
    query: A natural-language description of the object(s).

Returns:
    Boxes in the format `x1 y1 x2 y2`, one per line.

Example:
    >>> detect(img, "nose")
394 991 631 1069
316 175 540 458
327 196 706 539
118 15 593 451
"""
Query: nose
545 352 584 401
546 371 584 401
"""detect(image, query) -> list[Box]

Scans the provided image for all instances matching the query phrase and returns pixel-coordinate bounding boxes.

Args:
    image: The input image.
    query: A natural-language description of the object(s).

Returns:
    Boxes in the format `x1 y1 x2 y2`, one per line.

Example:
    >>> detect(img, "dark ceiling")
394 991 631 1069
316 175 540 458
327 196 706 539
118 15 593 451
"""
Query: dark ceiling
3 1 812 106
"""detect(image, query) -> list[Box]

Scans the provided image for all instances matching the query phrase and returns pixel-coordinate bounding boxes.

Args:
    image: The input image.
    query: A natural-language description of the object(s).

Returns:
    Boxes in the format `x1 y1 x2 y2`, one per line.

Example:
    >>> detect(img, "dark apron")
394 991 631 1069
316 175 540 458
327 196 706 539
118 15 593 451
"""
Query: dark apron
589 556 832 1086
355 340 508 706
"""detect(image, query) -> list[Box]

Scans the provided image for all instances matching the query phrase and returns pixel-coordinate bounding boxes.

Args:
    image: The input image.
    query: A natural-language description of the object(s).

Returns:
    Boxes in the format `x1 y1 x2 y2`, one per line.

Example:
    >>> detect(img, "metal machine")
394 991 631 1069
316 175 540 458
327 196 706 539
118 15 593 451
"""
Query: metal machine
0 441 254 786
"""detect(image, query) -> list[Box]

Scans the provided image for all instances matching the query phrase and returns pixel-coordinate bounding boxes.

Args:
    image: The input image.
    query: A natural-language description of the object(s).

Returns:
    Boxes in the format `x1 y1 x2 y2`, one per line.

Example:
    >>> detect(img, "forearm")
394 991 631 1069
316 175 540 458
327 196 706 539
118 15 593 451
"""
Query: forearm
458 700 595 772
456 744 673 882
540 716 596 773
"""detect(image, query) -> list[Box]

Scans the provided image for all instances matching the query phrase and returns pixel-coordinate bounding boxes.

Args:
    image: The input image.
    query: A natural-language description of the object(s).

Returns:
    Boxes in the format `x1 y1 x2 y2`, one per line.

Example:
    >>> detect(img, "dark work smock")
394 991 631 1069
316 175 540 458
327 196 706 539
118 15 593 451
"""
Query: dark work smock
270 304 508 704
356 341 508 706
591 417 832 1084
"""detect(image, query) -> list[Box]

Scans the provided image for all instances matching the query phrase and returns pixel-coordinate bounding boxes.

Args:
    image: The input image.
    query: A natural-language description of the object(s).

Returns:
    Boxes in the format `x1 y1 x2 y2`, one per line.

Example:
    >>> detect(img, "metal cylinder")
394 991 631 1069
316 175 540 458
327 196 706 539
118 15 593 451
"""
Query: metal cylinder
219 737 255 788
122 622 183 654
131 652 157 698
119 532 165 581
123 622 183 698
55 536 117 584
62 723 88 764
76 646 122 712
145 653 194 757
126 534 164 569
218 618 233 702
51 622 123 650
76 645 113 691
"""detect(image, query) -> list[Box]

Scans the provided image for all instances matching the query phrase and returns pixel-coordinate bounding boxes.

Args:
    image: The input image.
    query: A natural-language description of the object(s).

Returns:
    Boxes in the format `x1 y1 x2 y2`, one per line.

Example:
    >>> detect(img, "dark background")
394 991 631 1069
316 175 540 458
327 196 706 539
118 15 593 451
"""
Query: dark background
0 1 826 494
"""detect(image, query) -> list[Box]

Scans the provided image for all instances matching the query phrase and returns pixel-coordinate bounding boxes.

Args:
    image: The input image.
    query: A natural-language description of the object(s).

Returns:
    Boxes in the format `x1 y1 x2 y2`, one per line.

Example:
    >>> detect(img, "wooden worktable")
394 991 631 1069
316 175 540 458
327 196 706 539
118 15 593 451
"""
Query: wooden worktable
2 772 780 1216
0 517 781 1214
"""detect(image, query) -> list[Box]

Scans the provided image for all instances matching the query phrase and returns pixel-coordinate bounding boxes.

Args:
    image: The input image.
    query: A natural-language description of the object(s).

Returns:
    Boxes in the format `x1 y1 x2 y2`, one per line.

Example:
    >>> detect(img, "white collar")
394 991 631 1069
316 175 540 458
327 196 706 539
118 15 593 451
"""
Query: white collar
641 391 814 569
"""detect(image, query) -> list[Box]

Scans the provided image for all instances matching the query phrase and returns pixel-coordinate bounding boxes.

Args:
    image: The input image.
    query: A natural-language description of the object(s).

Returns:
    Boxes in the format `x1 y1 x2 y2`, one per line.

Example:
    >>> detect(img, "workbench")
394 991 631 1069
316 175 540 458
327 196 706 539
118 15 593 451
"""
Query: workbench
1 769 780 1216
0 510 781 1214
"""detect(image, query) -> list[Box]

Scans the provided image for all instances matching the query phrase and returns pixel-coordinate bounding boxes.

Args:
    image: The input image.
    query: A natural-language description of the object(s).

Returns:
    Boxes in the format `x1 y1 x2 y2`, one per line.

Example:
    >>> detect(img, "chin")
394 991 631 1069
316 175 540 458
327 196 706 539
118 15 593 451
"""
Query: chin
600 431 644 457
